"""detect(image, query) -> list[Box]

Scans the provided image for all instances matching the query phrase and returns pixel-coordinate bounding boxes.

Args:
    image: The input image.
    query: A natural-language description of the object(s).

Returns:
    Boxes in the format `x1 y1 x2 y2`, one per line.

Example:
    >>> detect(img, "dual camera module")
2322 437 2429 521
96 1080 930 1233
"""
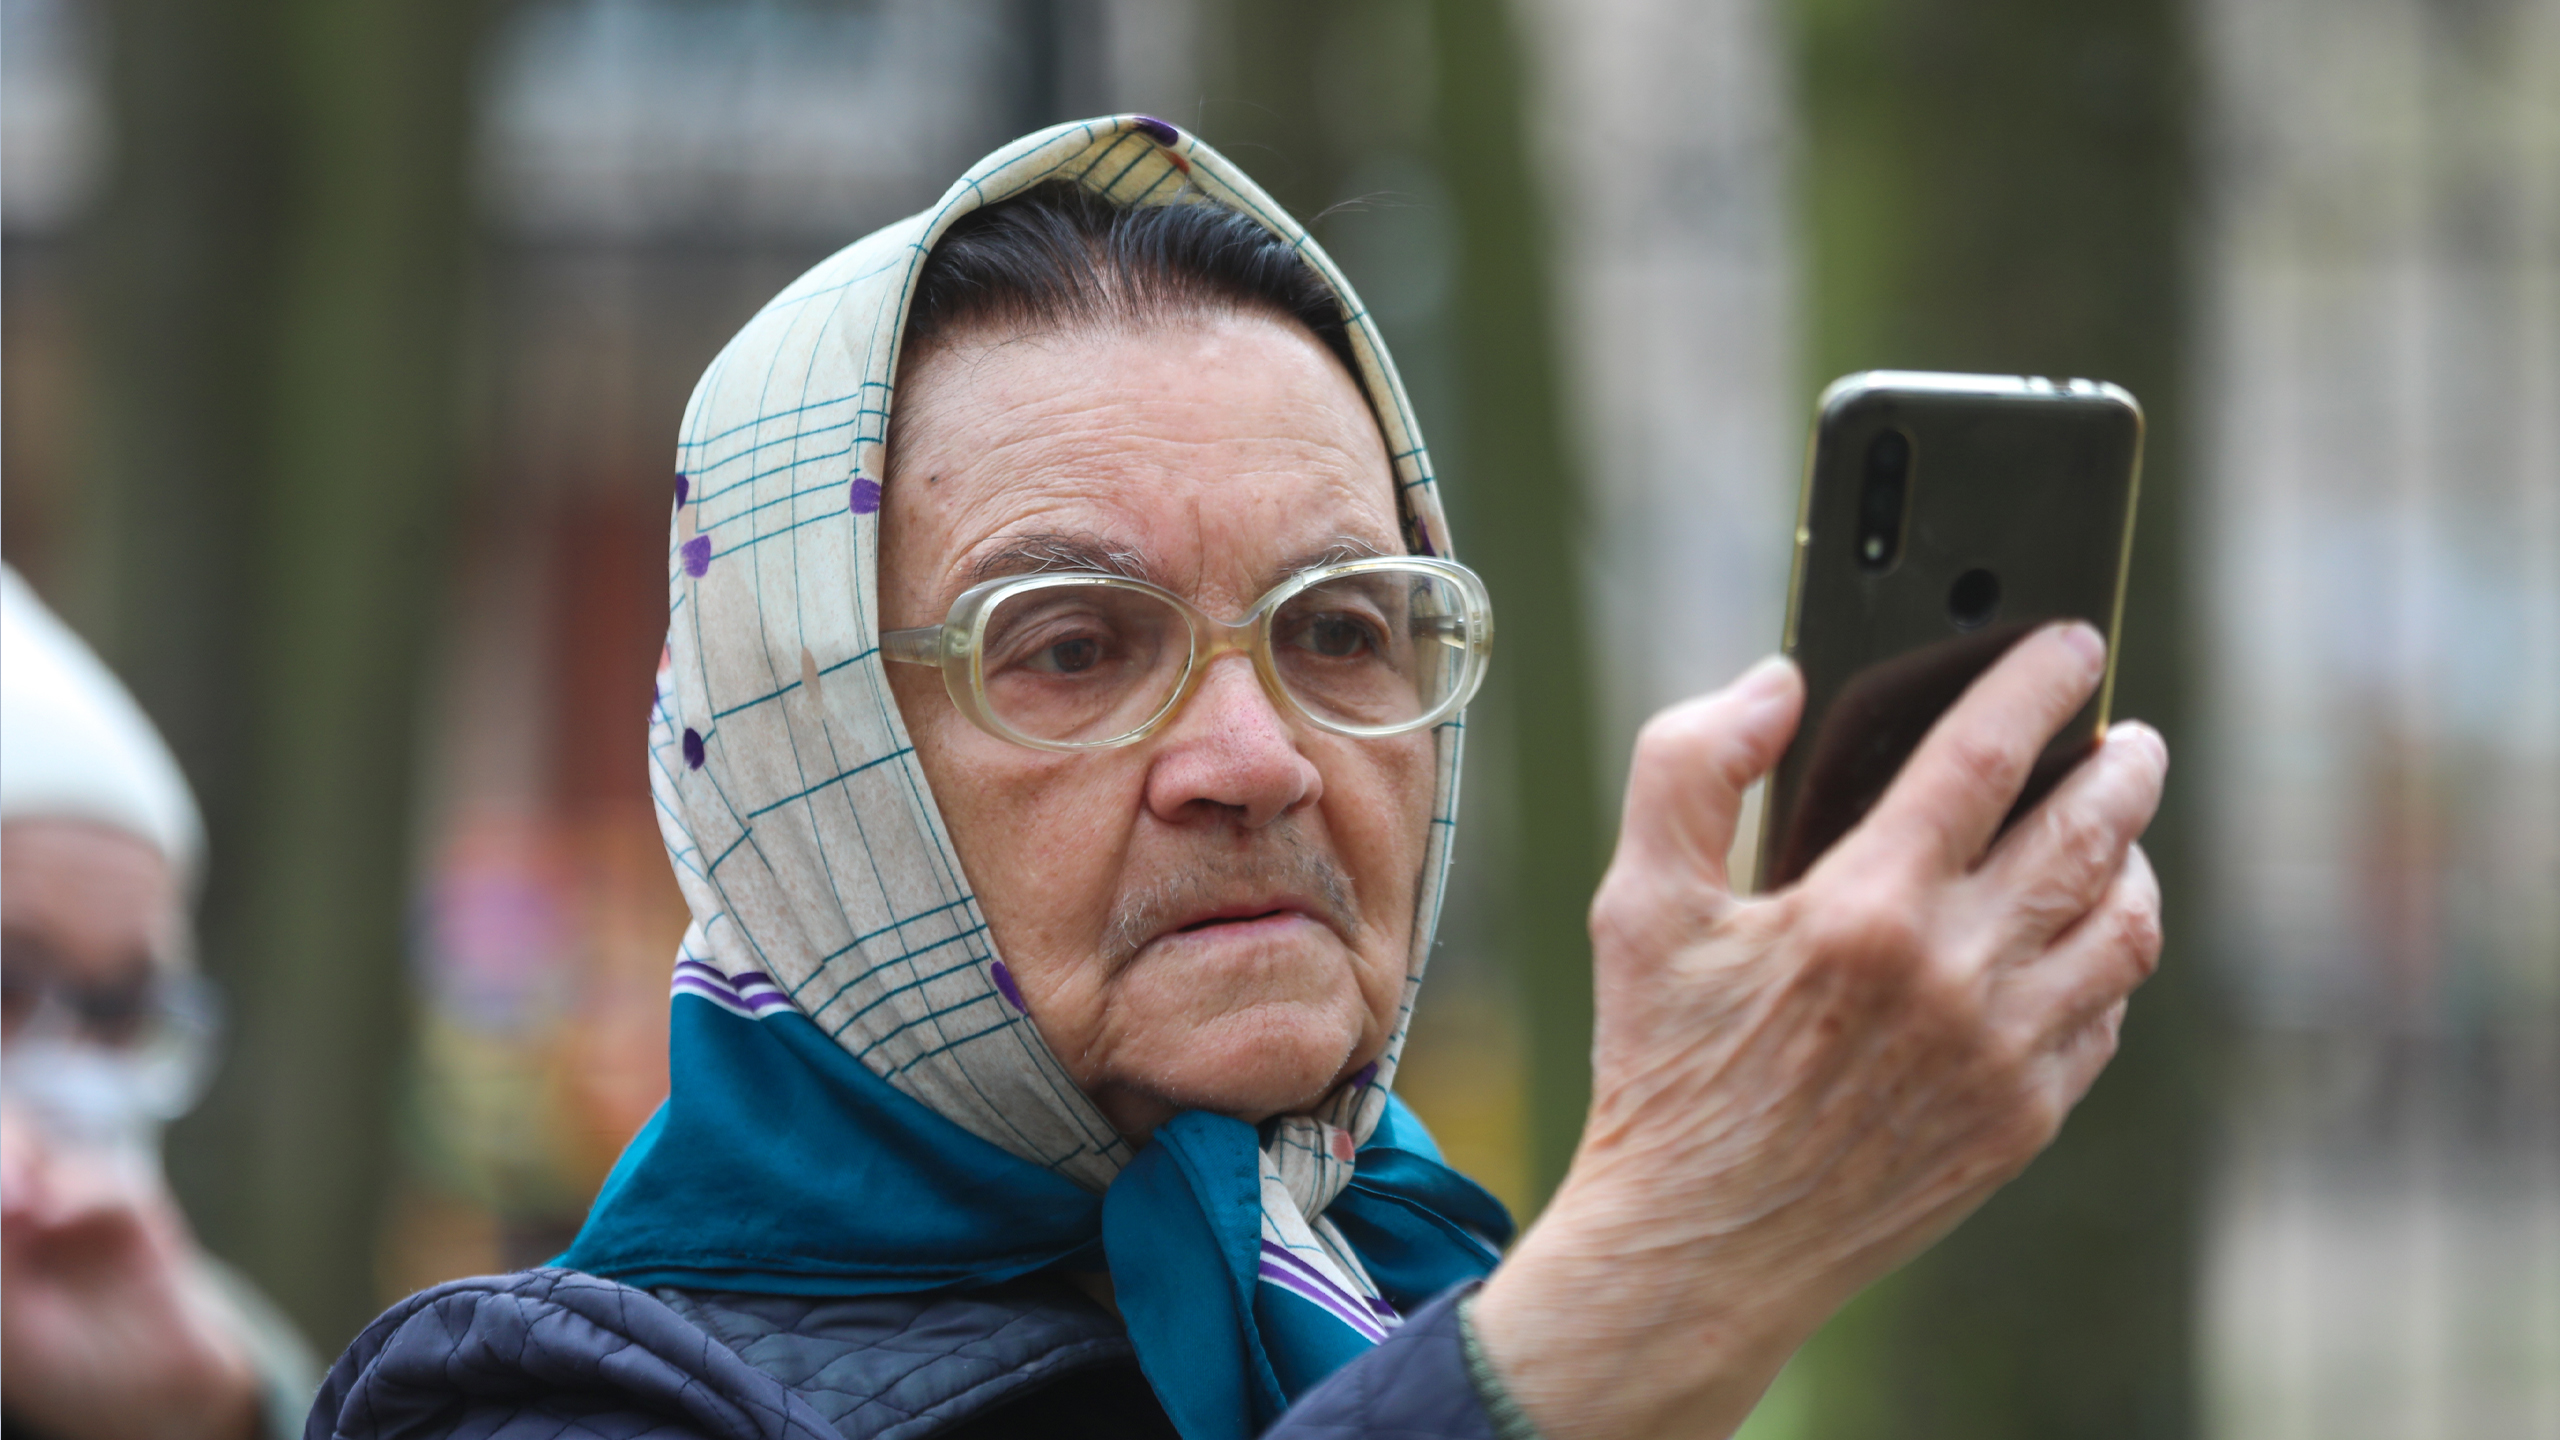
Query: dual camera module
1856 427 2001 631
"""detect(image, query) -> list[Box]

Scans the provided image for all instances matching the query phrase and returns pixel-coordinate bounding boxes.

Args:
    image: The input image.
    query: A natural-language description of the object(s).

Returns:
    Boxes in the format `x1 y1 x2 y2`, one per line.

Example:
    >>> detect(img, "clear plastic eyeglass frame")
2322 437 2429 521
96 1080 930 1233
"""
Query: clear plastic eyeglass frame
879 555 1495 752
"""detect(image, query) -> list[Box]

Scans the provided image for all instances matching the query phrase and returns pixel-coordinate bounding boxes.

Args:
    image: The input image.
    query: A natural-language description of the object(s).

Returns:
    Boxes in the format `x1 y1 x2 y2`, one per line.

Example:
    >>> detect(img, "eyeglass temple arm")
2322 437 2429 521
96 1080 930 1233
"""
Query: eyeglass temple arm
878 626 945 666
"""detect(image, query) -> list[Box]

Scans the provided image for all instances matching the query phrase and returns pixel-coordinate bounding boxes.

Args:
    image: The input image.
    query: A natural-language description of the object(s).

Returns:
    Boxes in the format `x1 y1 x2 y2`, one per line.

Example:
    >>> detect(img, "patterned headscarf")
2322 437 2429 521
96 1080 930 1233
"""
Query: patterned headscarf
560 118 1508 1440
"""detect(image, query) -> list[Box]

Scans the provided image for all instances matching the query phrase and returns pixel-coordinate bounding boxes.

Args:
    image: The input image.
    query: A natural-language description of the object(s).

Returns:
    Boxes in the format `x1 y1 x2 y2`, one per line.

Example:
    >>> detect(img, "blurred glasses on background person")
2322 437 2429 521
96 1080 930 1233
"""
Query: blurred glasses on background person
0 958 220 1151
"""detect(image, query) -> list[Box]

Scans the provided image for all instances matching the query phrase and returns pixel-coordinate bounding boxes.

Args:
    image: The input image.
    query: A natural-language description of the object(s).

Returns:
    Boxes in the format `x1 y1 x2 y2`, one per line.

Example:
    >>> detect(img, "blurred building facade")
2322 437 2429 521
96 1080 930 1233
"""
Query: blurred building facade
2194 0 2560 1434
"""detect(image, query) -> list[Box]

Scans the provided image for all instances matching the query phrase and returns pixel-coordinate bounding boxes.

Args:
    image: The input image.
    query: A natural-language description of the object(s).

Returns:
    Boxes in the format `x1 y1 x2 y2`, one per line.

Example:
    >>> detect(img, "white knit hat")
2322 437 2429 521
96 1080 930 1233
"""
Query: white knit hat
0 564 204 876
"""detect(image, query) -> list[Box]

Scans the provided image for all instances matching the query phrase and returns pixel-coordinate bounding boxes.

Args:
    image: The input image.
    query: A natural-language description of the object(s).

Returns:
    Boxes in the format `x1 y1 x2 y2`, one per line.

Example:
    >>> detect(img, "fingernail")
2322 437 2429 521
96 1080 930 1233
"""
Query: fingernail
2057 622 2107 670
2107 720 2168 770
1736 653 1796 706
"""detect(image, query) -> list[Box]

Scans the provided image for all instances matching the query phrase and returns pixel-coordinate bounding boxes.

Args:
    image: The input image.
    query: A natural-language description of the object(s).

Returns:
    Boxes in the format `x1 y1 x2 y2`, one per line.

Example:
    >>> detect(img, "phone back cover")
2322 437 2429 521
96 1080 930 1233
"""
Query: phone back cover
1757 373 2142 890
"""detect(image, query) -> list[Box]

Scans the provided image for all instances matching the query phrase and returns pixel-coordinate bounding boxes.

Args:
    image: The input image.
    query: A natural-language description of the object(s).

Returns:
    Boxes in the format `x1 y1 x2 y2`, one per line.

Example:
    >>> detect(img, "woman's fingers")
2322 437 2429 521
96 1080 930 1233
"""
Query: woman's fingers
1973 721 2168 954
2005 841 2163 1050
1609 656 1803 898
2034 998 2131 1117
1850 624 2110 880
2013 849 2154 1125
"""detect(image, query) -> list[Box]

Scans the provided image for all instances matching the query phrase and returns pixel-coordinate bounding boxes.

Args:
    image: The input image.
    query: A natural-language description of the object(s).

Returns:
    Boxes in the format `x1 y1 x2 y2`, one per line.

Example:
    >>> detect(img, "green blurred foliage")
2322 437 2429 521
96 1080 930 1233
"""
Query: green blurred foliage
1422 0 1604 1209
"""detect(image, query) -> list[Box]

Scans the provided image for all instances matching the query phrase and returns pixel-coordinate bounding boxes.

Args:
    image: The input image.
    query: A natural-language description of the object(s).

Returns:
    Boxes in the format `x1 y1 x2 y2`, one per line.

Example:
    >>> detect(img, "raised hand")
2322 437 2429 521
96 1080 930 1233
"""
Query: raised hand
1472 624 2167 1440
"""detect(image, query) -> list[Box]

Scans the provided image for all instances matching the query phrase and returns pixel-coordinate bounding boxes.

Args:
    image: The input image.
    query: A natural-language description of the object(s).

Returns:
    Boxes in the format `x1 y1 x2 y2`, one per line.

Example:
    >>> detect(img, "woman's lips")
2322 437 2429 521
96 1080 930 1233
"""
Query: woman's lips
1154 900 1327 947
1177 905 1298 933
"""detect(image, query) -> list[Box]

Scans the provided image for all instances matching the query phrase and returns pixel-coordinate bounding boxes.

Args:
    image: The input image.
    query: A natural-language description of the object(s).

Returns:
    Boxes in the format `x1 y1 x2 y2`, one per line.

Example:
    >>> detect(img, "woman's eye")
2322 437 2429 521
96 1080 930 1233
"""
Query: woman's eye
1039 637 1104 674
1294 613 1383 659
991 621 1118 677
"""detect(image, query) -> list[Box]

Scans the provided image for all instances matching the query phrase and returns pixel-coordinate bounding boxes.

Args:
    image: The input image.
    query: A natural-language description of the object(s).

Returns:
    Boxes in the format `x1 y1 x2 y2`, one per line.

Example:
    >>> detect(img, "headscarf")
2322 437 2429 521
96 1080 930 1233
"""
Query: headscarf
0 565 204 876
559 118 1510 1440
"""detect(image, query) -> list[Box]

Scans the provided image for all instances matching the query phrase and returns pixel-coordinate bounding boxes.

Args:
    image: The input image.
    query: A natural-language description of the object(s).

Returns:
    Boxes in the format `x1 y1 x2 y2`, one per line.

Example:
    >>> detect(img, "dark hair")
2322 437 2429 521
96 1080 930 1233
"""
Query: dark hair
903 180 1360 379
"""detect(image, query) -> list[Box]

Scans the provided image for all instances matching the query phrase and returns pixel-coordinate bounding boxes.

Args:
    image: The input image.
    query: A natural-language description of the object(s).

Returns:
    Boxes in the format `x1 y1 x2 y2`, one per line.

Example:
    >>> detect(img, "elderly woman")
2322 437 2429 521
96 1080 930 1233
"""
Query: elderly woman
3 568 319 1440
312 120 2164 1440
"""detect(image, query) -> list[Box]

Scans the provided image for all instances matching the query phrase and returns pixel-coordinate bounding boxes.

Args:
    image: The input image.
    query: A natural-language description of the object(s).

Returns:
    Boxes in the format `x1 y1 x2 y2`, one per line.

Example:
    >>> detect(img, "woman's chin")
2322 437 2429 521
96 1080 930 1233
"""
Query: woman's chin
1099 1006 1373 1131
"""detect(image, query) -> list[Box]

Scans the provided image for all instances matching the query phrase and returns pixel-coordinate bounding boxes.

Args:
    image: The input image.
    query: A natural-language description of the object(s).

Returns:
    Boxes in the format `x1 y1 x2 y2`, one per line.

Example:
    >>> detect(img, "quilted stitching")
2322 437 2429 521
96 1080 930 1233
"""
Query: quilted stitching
310 1271 1490 1440
310 1270 840 1440
653 1280 1136 1439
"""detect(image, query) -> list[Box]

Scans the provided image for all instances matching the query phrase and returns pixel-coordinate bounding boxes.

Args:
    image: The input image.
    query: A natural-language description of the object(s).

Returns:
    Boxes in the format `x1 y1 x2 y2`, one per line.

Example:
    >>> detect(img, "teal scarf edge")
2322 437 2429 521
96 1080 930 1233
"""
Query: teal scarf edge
556 995 1514 1435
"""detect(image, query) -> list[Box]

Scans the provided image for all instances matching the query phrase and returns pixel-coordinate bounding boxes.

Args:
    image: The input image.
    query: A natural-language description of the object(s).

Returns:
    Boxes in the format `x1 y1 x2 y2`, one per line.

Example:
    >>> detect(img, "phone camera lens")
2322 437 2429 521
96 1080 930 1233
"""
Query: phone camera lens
1948 567 2001 629
1855 429 1912 571
1868 429 1909 473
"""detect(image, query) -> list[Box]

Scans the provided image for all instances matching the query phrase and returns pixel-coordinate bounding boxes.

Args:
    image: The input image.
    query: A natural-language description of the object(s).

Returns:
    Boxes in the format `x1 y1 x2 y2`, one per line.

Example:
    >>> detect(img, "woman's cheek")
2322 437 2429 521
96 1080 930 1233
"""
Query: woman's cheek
1328 736 1435 1017
1342 737 1436 906
967 758 1142 1014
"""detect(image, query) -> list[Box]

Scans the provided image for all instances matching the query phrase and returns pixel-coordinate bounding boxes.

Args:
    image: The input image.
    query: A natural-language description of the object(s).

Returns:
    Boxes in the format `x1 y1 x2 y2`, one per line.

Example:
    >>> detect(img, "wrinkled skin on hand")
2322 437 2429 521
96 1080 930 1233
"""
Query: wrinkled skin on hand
0 1113 262 1440
1473 624 2166 1440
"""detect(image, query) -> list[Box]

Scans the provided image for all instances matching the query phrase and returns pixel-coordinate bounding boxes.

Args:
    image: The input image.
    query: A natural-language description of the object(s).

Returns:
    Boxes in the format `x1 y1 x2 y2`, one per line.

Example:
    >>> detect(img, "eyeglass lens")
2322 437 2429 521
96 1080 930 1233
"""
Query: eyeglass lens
981 584 1189 743
975 567 1472 743
0 968 205 1052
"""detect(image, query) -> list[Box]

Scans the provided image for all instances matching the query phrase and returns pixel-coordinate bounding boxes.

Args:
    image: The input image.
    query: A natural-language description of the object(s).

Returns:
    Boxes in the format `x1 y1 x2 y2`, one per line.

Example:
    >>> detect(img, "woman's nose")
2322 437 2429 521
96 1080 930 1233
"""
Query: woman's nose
1142 654 1322 829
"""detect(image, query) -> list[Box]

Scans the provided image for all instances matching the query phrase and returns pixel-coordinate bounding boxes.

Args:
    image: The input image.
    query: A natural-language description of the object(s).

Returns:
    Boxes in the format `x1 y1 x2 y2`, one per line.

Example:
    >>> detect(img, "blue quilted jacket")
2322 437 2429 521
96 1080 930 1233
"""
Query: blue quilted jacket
304 1269 1498 1440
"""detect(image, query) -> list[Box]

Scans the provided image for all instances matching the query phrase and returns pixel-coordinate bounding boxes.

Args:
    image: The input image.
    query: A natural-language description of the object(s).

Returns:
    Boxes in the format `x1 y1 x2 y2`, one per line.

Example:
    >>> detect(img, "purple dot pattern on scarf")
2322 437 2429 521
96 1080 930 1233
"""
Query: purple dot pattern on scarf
674 472 690 506
681 727 705 770
848 477 881 515
1132 115 1178 146
681 535 712 577
990 960 1026 1013
1351 1062 1378 1090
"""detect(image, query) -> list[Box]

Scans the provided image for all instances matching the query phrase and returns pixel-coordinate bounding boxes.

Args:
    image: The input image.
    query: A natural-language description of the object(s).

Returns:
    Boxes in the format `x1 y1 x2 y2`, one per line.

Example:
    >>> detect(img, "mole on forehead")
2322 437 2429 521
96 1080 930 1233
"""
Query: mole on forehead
963 531 1395 589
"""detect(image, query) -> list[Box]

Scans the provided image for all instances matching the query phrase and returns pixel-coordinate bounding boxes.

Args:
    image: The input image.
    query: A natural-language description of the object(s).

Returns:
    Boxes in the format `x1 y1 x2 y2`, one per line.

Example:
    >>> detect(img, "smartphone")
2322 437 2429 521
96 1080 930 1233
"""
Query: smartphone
1751 371 2142 892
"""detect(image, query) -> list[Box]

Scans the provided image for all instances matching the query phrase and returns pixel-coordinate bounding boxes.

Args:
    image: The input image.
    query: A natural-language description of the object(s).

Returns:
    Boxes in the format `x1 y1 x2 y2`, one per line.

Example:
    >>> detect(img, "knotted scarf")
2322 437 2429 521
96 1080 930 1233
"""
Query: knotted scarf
559 117 1511 1440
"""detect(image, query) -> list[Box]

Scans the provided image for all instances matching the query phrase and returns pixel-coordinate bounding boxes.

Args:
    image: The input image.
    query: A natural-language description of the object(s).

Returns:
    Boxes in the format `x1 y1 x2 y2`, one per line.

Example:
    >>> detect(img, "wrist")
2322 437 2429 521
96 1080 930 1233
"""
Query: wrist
1469 1178 1833 1440
1457 1289 1548 1440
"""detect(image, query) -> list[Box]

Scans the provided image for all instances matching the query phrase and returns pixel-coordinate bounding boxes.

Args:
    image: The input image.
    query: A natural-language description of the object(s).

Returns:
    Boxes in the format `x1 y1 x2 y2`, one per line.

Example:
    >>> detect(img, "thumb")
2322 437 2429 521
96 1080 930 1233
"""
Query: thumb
1613 655 1802 897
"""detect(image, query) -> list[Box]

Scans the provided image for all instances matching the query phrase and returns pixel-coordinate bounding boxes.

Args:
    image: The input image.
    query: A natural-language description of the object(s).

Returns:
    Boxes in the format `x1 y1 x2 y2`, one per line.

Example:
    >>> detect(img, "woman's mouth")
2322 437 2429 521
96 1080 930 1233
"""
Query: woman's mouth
1176 905 1300 933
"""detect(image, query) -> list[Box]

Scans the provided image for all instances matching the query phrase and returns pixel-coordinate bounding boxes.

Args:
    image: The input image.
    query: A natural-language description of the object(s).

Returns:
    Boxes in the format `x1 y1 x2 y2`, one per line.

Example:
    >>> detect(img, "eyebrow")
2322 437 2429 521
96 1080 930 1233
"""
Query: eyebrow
1272 536 1392 577
960 531 1398 593
965 532 1156 586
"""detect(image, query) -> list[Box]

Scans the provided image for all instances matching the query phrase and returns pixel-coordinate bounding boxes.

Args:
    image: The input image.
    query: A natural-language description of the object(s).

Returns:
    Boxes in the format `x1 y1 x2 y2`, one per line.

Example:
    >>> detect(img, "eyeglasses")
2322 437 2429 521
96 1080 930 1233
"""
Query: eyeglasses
0 970 221 1131
881 556 1493 751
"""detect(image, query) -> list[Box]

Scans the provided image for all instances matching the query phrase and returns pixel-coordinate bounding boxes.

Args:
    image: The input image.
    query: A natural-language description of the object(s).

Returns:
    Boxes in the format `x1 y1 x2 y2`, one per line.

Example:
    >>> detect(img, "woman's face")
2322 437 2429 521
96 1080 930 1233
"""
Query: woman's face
878 309 1434 1140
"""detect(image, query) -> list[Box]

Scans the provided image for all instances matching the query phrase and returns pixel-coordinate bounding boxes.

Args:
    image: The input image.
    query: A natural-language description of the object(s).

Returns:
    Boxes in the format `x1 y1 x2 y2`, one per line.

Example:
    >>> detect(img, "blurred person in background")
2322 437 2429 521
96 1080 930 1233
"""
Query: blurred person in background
1 567 317 1440
312 119 2164 1440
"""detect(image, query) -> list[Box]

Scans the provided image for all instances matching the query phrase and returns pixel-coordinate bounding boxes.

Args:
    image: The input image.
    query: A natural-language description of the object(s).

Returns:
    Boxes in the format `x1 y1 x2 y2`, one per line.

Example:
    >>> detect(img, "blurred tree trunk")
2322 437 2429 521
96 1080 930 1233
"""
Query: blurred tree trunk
1788 0 2210 1435
1197 2 1345 217
1424 0 1602 1205
83 0 486 1354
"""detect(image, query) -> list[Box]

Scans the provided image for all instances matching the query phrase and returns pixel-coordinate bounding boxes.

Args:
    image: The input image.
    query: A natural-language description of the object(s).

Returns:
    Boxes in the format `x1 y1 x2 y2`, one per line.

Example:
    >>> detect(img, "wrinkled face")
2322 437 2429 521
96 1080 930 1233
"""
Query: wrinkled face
879 309 1435 1140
